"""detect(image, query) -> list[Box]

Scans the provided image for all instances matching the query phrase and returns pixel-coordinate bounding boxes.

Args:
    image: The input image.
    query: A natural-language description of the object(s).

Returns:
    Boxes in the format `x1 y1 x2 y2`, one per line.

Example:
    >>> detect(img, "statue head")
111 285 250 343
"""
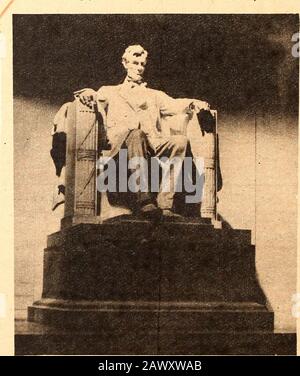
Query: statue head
122 45 148 83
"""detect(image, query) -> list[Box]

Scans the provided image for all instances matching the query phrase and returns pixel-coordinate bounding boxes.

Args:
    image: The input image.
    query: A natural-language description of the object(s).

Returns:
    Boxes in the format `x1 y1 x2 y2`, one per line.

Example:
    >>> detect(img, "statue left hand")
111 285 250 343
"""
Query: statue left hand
74 88 97 108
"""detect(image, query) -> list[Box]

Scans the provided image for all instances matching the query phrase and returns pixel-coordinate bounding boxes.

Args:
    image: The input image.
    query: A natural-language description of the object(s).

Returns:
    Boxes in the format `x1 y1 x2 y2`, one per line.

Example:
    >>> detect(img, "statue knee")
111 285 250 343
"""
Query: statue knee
126 129 148 145
170 135 188 153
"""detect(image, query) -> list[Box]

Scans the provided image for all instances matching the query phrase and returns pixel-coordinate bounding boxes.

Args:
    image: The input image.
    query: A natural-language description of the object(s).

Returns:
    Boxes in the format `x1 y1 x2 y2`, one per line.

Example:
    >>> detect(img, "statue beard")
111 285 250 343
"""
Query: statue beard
127 71 144 84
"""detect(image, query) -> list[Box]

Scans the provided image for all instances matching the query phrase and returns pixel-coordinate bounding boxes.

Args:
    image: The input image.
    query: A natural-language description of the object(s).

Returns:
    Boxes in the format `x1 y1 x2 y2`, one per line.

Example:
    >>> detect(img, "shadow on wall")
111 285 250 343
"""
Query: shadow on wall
14 97 64 318
13 14 298 114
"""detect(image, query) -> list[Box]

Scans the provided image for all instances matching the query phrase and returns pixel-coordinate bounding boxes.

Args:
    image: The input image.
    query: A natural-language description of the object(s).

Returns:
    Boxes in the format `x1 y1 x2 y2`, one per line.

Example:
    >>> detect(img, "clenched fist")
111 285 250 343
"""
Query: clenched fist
74 88 97 108
189 100 211 113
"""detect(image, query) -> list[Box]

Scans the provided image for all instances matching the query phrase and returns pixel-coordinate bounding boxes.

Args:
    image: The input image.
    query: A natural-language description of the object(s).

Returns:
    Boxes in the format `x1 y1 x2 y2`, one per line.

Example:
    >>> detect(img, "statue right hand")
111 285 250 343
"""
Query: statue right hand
74 88 96 108
190 100 211 113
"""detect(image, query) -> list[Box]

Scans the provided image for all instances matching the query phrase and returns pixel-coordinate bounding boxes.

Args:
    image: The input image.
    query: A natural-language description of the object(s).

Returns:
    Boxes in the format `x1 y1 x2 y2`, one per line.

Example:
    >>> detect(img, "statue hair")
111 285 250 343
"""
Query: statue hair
122 45 148 63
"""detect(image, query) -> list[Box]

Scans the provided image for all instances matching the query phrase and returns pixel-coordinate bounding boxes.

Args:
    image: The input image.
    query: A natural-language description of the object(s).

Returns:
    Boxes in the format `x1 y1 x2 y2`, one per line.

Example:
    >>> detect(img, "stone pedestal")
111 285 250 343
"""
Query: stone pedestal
19 220 289 354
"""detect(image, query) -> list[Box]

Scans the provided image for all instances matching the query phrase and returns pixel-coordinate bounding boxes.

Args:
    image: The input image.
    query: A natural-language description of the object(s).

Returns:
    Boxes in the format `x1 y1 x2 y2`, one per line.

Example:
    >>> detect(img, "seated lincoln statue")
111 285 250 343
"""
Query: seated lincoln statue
51 44 219 221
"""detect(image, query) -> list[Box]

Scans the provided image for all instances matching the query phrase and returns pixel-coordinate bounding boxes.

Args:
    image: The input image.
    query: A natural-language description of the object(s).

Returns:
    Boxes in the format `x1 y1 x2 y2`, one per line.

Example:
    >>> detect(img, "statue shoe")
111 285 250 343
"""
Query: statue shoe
162 209 183 218
161 209 185 222
139 203 161 220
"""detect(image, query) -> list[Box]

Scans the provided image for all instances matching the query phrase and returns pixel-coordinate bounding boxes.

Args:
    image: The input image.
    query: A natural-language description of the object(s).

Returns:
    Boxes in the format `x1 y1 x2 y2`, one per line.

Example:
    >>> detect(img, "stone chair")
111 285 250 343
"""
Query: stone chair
51 93 222 229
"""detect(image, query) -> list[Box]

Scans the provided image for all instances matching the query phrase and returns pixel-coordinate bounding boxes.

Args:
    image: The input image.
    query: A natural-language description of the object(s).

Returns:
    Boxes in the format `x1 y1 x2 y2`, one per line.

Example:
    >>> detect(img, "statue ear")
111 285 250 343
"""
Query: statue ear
122 59 127 70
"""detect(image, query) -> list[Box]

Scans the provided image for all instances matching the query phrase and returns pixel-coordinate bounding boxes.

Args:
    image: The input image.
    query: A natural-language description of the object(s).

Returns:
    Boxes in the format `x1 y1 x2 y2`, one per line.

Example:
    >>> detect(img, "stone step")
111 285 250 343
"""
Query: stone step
42 223 264 304
28 222 273 350
15 320 295 355
28 300 274 332
47 221 251 249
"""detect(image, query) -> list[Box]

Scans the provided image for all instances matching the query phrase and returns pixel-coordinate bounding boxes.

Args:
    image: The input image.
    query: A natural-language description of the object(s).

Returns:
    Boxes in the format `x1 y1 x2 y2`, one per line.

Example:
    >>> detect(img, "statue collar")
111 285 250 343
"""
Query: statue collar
122 77 147 89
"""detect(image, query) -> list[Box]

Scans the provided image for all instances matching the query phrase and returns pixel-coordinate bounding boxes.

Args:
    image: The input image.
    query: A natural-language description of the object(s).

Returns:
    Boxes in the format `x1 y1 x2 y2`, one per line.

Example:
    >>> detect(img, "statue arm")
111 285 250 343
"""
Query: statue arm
156 90 210 116
96 86 109 109
73 86 109 114
74 87 97 108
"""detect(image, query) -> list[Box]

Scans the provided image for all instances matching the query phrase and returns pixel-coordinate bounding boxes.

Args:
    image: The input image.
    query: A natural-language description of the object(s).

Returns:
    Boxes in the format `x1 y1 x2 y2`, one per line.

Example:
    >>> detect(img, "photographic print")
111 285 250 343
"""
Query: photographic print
0 2 298 356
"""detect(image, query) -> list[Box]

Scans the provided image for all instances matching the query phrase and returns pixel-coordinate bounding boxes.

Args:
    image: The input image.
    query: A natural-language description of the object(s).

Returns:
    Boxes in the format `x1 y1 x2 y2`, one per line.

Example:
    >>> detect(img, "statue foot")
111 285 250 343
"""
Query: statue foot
139 203 161 220
162 209 183 218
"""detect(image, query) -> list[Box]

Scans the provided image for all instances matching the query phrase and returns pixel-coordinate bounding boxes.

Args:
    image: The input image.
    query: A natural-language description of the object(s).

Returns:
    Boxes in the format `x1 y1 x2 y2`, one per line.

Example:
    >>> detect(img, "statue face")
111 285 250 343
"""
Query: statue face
123 55 147 82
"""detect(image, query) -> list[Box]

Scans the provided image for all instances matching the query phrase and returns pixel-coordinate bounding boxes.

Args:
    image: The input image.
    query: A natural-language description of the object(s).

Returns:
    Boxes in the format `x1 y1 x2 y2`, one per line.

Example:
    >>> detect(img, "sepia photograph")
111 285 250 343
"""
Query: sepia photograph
5 10 300 355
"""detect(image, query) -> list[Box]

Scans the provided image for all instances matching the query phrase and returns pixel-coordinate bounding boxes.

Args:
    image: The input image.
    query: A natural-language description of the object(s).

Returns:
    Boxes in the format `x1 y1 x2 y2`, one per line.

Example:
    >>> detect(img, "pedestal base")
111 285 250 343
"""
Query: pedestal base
28 299 273 332
25 220 281 354
15 320 296 355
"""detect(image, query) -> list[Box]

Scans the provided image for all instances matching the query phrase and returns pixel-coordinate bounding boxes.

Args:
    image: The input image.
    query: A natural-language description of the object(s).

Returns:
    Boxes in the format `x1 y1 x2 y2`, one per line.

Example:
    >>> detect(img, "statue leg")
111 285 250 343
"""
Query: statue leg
155 135 188 210
124 129 154 208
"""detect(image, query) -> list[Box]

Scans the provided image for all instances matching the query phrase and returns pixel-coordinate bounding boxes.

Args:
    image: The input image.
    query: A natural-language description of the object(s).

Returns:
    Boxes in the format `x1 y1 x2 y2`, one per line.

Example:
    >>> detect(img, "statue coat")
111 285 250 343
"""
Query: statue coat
96 80 195 156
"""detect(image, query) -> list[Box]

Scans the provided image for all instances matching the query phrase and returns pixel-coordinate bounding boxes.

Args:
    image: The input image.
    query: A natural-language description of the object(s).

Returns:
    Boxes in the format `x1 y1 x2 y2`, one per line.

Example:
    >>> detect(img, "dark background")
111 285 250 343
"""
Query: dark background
13 14 299 113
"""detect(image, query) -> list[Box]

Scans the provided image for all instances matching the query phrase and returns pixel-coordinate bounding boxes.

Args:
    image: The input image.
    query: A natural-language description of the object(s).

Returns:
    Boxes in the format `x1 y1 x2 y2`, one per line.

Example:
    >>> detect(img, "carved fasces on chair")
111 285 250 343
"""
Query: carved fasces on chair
74 100 98 215
200 132 216 219
170 109 218 220
198 110 217 219
62 98 102 227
